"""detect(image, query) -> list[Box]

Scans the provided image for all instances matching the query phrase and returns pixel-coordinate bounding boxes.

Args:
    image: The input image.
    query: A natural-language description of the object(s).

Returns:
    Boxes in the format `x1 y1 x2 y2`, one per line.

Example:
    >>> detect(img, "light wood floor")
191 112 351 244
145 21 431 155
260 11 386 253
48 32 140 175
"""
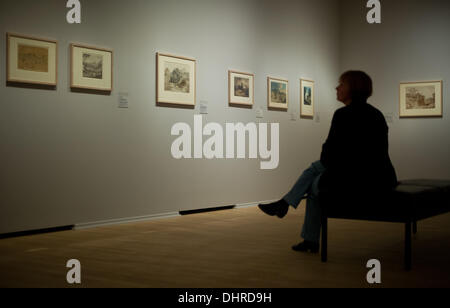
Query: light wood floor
1 203 449 288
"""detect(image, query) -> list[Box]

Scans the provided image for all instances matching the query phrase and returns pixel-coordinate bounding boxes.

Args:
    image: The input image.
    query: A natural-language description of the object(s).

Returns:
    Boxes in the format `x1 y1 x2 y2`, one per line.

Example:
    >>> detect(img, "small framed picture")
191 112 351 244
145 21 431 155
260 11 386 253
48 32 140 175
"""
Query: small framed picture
7 32 58 86
70 43 113 92
157 52 196 107
268 77 289 110
399 81 443 118
300 79 315 118
229 70 254 107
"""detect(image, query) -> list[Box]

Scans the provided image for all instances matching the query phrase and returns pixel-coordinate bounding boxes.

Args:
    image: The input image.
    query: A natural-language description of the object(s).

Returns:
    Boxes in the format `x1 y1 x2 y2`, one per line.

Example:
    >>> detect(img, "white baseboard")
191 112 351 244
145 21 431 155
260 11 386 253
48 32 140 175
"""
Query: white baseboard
74 212 180 230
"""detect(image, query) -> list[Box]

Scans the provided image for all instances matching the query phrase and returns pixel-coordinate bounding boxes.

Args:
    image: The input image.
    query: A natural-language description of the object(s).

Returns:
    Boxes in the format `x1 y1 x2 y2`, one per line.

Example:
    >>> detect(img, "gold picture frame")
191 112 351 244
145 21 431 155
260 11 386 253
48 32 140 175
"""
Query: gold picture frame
229 70 254 107
300 79 315 118
399 81 443 118
7 32 58 87
70 43 113 92
157 52 196 107
268 77 289 110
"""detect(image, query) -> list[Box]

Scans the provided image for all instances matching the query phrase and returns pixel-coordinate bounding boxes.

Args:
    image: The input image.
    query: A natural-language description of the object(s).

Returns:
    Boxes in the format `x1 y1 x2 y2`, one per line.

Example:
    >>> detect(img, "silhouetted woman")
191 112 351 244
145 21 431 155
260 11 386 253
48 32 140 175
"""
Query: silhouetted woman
259 71 398 253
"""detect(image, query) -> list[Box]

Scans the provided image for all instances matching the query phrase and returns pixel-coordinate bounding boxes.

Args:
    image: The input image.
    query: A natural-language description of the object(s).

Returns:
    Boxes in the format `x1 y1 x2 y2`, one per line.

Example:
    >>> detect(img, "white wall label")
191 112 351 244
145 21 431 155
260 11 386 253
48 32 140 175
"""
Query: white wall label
66 0 81 24
119 92 129 109
256 107 264 119
290 112 297 121
366 0 381 24
200 101 208 115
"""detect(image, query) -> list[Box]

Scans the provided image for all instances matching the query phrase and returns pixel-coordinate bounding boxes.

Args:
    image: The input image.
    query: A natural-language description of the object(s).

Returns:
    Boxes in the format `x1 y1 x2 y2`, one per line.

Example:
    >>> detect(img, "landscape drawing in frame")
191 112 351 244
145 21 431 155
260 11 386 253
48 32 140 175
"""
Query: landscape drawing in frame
229 70 254 107
300 79 315 118
71 43 113 92
157 53 196 107
399 81 443 118
7 32 57 87
268 77 289 110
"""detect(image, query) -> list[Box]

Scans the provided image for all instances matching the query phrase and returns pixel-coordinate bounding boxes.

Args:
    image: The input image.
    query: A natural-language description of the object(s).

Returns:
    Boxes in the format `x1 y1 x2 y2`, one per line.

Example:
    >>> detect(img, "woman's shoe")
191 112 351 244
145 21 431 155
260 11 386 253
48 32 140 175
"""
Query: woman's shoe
292 241 320 253
276 201 289 218
258 199 289 218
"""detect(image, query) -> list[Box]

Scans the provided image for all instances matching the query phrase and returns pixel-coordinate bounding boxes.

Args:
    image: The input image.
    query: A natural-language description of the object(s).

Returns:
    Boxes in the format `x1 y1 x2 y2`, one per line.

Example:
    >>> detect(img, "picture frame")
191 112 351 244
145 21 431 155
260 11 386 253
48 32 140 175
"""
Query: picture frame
268 77 289 110
70 43 113 92
157 52 196 107
300 79 315 118
229 70 254 107
7 32 58 86
399 81 443 118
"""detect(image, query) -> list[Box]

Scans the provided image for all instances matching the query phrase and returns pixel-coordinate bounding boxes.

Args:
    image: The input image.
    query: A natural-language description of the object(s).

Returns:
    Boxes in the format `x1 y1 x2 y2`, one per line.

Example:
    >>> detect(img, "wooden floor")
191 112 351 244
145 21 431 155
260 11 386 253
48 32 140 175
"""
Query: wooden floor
1 202 450 288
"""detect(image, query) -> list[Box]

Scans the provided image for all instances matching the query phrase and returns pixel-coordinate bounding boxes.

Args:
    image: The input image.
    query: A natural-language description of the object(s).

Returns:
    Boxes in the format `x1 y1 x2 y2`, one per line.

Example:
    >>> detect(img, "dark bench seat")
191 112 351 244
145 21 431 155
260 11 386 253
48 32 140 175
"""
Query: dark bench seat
320 179 450 270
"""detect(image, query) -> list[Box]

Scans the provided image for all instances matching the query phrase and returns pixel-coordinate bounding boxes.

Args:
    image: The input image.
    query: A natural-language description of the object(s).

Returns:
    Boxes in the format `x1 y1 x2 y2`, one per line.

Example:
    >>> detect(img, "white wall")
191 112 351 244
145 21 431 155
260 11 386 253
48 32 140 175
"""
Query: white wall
340 0 450 181
0 0 341 234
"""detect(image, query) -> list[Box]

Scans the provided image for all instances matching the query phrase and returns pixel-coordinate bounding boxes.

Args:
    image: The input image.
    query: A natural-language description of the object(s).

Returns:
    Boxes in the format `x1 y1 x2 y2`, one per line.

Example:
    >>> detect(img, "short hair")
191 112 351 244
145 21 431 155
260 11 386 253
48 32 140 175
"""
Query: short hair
340 71 373 102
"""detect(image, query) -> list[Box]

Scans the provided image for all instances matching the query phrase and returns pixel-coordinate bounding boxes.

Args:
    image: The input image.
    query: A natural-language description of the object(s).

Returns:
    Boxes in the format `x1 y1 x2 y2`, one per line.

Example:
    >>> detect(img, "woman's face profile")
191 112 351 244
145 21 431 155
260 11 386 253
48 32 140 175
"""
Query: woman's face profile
336 80 351 105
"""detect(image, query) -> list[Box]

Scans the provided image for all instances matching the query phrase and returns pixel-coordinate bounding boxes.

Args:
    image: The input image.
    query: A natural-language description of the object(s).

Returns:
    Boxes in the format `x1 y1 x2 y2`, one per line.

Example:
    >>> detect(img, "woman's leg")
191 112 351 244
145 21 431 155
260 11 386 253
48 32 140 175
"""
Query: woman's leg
300 174 323 244
283 161 325 209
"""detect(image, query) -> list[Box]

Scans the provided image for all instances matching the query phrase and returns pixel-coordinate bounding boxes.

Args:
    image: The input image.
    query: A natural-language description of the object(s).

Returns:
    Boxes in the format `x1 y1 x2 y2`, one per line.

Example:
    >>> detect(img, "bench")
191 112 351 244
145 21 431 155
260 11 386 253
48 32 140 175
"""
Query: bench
320 180 450 270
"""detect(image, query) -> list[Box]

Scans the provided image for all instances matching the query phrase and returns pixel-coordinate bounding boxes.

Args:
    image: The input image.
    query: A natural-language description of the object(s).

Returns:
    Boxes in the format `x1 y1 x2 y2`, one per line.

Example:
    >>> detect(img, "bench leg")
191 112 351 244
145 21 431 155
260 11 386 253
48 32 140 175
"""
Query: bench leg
321 216 328 263
405 222 412 271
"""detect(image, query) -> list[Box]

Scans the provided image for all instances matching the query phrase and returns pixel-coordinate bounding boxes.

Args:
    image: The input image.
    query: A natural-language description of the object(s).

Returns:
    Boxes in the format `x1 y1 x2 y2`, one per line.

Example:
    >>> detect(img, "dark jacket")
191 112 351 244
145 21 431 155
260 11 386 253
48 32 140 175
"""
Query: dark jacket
319 101 398 194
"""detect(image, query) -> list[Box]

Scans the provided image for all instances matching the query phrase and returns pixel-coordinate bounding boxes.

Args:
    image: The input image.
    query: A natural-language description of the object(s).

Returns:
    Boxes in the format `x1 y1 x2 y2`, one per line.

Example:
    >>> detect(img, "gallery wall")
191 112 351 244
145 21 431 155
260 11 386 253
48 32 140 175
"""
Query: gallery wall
340 0 450 180
0 0 341 234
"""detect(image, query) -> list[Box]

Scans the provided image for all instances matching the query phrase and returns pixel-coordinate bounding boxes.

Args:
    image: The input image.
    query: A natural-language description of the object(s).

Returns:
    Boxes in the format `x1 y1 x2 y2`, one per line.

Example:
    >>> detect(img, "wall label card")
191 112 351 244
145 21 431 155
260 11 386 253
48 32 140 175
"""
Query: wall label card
119 92 129 109
256 107 264 119
200 101 208 114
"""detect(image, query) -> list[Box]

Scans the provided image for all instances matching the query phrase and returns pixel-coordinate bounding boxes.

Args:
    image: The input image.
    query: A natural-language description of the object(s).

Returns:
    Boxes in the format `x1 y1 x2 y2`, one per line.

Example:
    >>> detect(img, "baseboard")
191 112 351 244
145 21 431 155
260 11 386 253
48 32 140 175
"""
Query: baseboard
179 205 236 216
0 225 74 239
73 199 277 230
74 212 180 230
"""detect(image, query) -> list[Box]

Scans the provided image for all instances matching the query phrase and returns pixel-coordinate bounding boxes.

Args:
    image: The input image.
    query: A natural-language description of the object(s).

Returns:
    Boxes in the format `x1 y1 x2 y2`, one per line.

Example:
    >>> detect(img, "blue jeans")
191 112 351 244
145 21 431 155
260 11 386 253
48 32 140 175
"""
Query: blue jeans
283 161 326 244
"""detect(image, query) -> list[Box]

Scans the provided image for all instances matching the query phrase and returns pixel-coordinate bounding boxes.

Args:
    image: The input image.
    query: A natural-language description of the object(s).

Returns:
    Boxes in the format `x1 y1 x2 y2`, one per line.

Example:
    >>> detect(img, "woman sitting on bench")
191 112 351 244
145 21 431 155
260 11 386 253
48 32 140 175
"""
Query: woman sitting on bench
259 70 398 253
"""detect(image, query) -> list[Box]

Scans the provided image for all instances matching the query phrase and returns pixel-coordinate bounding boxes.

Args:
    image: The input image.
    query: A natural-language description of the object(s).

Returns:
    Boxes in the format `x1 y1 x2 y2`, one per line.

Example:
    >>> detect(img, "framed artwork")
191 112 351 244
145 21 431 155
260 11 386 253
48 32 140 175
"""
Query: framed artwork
70 43 113 92
229 70 254 107
7 32 57 86
300 79 315 118
399 81 443 118
157 52 196 107
268 77 289 110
